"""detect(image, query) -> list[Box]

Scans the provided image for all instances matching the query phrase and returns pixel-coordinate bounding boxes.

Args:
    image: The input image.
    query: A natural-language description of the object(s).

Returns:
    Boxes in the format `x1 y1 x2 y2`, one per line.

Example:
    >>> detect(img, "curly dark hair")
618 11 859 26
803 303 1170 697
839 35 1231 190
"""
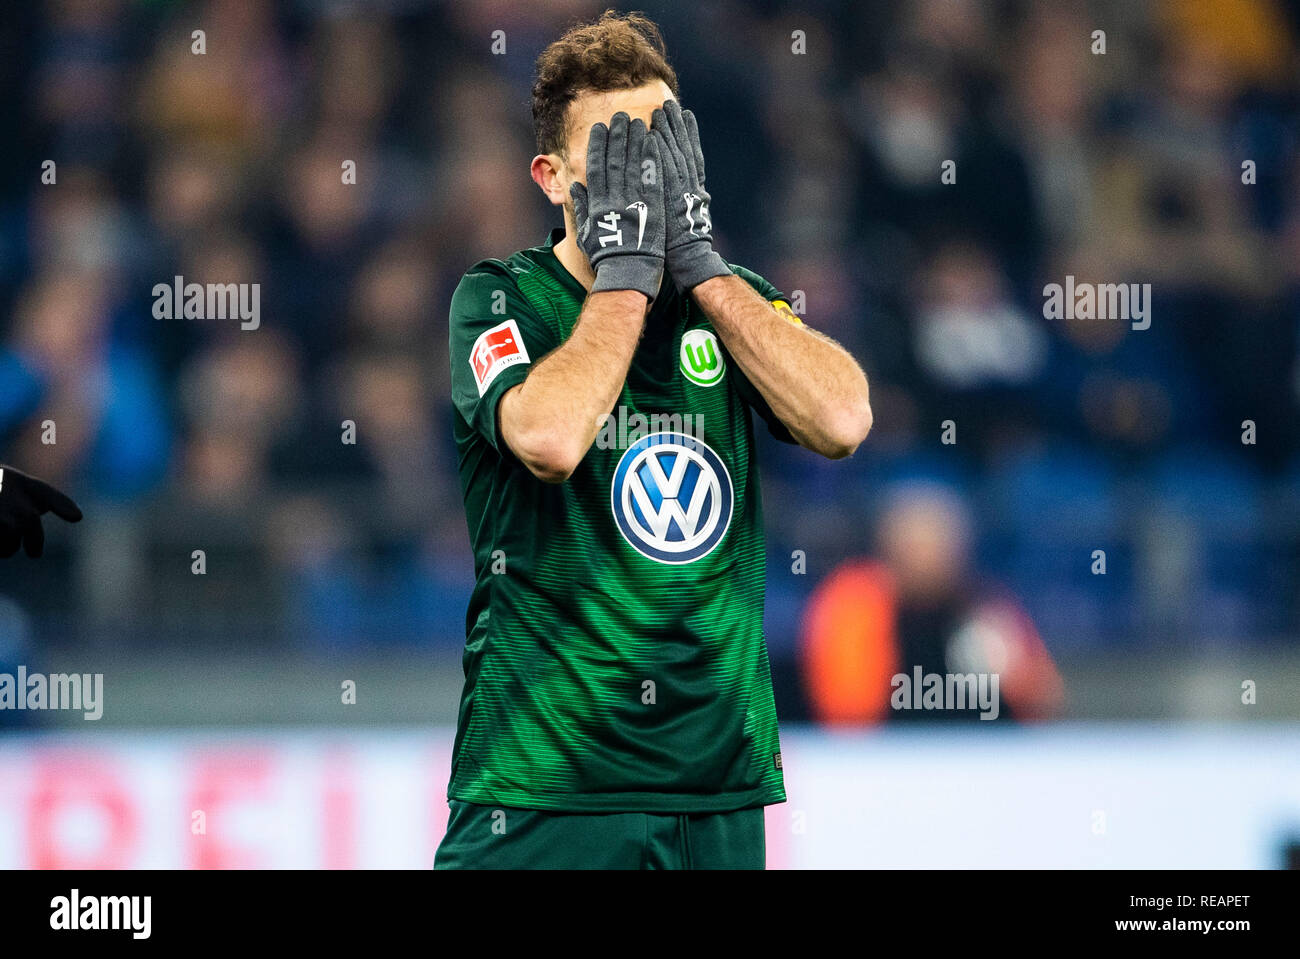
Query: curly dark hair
531 10 680 158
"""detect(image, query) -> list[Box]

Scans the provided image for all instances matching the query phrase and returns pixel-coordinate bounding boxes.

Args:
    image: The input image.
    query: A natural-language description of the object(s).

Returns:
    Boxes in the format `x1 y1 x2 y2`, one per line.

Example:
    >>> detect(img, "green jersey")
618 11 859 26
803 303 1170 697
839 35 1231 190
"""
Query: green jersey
447 228 789 813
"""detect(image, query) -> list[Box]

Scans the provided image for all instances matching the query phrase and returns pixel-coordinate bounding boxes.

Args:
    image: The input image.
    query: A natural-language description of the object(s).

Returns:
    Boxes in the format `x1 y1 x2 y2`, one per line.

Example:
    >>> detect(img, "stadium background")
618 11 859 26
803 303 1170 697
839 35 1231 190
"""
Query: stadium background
1 0 1299 867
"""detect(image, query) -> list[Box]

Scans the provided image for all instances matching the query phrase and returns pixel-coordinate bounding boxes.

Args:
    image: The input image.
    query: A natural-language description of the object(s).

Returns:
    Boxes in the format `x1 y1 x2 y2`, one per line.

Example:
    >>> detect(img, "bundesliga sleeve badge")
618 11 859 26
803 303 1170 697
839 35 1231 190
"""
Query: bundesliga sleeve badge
470 319 531 396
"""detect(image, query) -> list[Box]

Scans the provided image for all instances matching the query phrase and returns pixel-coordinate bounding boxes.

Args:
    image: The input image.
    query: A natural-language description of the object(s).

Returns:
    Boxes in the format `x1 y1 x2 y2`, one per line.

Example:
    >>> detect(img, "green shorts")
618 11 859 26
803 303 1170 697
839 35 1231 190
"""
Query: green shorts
434 800 767 870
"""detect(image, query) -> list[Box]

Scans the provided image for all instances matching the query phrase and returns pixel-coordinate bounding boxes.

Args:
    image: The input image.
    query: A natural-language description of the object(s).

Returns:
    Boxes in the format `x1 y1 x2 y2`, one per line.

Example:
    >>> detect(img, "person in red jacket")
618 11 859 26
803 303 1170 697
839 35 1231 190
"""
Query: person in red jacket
800 481 1063 724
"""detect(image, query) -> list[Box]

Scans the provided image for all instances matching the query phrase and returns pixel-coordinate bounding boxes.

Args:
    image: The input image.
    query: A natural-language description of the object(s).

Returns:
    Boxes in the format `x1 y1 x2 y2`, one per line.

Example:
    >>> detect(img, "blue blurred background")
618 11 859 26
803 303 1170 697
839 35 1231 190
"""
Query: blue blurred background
1 0 1299 867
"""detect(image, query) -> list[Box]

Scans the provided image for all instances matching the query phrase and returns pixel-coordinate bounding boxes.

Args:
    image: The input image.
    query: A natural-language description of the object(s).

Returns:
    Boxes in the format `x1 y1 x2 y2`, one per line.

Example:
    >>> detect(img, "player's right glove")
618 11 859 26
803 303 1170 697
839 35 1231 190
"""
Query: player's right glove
570 111 666 301
0 465 82 558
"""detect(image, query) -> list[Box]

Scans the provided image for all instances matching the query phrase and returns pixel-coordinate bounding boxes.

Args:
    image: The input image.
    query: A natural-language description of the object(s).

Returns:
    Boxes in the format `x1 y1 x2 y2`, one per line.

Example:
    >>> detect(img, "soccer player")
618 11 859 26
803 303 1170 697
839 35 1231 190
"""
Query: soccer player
437 11 872 869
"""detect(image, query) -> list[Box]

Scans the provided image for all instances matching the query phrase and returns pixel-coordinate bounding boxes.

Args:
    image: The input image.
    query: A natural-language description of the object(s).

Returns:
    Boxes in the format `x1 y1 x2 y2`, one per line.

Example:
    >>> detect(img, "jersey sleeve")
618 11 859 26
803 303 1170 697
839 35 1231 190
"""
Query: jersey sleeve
449 263 561 451
724 264 800 445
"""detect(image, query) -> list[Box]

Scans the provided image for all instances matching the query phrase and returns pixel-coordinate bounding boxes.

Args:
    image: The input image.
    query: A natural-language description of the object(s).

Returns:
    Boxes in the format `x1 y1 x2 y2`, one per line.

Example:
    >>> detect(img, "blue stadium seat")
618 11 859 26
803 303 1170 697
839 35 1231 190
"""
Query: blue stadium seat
1141 447 1267 638
982 444 1128 648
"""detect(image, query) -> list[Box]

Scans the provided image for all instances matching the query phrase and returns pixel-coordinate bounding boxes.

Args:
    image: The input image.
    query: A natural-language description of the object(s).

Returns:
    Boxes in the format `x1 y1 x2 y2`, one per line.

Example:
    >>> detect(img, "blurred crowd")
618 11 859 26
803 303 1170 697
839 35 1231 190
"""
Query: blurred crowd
2 0 1299 702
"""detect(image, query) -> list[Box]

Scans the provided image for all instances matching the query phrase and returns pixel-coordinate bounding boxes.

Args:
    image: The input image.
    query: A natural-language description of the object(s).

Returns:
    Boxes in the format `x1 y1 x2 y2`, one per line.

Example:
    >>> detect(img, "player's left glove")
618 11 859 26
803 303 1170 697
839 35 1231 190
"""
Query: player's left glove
0 465 82 558
651 100 731 293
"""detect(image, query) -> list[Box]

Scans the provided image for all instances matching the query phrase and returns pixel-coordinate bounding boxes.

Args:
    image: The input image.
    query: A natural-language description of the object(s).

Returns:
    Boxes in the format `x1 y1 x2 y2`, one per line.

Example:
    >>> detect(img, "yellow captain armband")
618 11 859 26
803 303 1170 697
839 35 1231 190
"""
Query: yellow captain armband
771 299 803 325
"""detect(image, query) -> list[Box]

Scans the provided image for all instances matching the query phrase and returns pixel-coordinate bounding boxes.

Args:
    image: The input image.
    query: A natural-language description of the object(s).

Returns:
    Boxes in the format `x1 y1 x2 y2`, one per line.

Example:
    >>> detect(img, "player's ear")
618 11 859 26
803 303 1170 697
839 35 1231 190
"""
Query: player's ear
530 154 567 207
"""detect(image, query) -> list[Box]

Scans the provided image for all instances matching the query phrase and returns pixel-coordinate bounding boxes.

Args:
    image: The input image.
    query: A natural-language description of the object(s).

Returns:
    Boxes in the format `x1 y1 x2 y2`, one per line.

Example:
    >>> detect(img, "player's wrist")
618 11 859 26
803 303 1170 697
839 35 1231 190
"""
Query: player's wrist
592 255 664 301
667 246 729 293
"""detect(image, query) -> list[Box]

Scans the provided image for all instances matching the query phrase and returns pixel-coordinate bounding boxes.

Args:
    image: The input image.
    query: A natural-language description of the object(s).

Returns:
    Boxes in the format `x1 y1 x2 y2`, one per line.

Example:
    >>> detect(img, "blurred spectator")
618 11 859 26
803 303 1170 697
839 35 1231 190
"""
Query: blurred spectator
6 267 169 498
799 482 1065 724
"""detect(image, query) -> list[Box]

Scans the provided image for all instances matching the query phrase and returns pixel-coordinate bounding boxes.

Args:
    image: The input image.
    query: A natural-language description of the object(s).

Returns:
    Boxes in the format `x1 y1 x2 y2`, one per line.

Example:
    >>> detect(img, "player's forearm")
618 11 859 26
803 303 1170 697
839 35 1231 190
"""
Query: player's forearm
501 289 648 482
693 274 872 458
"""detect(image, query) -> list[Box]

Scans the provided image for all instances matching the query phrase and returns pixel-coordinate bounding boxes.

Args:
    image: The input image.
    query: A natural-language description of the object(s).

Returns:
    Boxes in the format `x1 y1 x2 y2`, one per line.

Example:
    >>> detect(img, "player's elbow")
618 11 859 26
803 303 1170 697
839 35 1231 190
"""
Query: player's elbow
512 425 586 483
821 394 872 459
500 386 588 483
528 455 579 484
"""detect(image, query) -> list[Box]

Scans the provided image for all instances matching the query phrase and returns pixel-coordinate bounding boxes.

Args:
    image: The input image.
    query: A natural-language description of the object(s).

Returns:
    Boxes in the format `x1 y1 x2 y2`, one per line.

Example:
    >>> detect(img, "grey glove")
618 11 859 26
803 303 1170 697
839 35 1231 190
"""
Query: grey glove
570 112 665 301
651 100 730 293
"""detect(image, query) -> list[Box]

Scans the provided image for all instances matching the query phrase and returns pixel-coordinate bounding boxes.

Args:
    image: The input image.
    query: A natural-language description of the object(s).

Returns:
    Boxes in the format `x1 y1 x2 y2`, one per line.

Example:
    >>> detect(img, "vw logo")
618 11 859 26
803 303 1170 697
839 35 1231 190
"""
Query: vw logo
610 431 733 564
